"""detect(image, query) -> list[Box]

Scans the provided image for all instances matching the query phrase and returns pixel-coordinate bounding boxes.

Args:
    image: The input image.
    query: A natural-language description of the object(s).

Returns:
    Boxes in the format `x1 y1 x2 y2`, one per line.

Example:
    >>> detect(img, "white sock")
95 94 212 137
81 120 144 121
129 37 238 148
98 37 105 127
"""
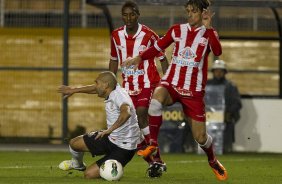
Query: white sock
148 99 162 116
141 126 150 136
198 134 213 149
69 145 84 165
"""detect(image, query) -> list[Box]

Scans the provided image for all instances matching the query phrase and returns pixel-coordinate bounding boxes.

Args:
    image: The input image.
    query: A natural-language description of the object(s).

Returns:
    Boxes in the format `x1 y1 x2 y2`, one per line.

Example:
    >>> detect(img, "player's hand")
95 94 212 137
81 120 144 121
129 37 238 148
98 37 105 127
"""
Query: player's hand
122 56 142 70
95 129 111 140
202 8 215 29
57 85 74 99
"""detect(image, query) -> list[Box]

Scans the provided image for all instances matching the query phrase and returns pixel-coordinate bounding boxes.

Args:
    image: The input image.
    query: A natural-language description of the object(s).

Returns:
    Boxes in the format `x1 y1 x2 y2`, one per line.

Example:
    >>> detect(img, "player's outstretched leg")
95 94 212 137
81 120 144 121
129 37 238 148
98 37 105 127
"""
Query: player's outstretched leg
59 142 86 171
200 135 228 181
59 158 86 171
138 99 163 158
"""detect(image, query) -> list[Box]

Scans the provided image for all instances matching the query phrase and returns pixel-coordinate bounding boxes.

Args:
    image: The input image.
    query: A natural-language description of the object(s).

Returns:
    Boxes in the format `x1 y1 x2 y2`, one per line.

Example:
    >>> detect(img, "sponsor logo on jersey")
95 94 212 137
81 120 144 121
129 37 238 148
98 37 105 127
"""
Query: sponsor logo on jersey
179 47 196 60
121 66 145 76
199 37 208 46
173 86 193 96
172 47 199 67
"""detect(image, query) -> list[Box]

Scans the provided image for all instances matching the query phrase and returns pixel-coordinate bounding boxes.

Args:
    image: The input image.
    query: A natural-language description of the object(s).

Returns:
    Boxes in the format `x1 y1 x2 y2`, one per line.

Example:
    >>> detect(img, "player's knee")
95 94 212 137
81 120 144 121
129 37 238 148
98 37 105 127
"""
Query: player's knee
148 99 162 116
69 136 82 151
84 171 95 179
136 107 148 117
193 132 207 145
137 116 147 129
84 166 100 179
69 138 76 148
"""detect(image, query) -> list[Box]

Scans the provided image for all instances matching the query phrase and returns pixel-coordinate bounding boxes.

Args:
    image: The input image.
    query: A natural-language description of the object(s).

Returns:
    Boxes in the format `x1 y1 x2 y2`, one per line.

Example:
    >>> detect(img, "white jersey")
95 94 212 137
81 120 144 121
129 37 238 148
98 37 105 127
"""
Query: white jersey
105 85 140 150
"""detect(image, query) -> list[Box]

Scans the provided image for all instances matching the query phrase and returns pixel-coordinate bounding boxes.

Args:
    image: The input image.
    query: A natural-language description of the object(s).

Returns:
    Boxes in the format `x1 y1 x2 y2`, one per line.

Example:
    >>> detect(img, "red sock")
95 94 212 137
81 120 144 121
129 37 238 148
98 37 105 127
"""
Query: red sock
153 147 163 163
201 144 216 163
148 115 162 146
143 156 154 165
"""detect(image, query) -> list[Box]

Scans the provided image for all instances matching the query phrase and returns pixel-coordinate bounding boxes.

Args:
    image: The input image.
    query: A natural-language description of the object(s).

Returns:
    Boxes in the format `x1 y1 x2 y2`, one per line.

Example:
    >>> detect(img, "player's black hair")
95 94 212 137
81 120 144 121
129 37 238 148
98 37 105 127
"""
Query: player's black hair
184 0 211 12
121 0 140 15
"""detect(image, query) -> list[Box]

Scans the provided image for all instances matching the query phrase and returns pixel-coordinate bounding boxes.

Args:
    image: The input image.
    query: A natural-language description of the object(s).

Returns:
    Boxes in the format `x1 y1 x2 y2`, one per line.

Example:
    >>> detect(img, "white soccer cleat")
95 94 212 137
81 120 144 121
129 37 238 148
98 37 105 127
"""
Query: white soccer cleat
58 159 86 171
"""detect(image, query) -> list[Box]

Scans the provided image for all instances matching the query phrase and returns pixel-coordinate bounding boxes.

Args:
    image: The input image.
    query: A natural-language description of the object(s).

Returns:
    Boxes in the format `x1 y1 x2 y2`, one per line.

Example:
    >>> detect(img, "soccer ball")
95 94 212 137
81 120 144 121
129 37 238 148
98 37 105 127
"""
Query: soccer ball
99 159 123 181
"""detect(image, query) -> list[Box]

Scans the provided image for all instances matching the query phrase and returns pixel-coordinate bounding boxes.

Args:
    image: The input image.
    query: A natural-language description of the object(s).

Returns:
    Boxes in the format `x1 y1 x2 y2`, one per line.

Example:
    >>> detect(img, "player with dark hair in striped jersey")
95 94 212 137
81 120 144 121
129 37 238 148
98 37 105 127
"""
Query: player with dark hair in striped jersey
123 0 228 181
109 0 169 177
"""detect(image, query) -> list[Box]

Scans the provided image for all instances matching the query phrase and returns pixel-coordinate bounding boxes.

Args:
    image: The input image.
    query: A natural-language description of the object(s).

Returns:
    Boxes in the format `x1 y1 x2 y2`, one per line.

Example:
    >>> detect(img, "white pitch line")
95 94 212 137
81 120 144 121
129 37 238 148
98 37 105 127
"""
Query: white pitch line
0 166 55 169
0 158 278 169
166 158 279 164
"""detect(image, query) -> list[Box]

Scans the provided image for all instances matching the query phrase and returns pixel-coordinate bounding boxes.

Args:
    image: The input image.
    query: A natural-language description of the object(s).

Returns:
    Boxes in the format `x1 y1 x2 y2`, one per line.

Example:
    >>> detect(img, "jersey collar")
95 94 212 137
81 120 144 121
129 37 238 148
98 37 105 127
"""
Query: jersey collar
124 23 142 39
187 23 205 32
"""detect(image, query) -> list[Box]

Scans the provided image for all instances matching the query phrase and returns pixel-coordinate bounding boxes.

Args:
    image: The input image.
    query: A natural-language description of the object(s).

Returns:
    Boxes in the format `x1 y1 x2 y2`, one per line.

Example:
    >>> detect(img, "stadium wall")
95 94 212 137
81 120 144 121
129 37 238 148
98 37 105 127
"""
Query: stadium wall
234 99 282 153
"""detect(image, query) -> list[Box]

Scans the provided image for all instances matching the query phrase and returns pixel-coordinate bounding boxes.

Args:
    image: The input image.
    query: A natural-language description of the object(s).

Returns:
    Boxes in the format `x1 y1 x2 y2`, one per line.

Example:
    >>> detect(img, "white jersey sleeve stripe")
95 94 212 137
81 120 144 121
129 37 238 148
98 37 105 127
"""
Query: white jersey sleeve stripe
183 28 204 90
172 24 187 86
154 42 162 52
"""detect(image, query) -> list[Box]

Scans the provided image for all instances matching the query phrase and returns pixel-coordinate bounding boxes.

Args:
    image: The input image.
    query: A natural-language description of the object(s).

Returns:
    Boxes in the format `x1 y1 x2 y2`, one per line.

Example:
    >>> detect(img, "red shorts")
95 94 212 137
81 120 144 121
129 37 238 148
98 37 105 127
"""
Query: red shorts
159 82 206 122
130 87 154 108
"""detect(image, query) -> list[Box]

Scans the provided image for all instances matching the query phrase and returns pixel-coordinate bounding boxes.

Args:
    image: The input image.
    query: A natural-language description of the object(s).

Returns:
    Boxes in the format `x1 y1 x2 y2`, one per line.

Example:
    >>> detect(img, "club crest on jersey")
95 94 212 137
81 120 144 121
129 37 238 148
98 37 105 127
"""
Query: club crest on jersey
199 37 208 46
179 47 196 60
138 45 147 54
173 47 199 67
109 102 115 110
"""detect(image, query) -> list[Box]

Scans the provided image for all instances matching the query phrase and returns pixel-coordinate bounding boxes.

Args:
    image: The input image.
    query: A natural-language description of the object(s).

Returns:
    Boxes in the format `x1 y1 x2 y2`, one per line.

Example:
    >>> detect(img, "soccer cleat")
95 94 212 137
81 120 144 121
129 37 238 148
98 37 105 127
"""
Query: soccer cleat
146 162 167 178
159 162 167 172
209 160 228 181
58 159 86 171
137 145 157 158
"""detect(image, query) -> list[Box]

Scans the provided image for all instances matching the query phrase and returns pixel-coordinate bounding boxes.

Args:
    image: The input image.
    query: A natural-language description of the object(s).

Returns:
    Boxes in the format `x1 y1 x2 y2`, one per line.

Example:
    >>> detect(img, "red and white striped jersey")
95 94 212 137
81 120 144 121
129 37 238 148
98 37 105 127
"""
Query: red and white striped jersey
111 23 164 92
140 23 222 94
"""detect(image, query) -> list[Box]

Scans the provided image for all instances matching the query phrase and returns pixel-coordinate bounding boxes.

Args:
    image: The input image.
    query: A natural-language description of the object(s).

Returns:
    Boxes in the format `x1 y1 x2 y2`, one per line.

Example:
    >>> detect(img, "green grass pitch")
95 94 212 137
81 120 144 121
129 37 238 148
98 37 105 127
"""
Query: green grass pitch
0 151 282 184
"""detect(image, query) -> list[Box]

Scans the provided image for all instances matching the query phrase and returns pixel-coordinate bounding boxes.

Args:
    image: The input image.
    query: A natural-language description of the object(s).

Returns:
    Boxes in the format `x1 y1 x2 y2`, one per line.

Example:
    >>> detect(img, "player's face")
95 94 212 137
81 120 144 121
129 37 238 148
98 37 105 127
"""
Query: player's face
185 5 202 27
213 69 226 80
122 7 139 29
94 78 107 98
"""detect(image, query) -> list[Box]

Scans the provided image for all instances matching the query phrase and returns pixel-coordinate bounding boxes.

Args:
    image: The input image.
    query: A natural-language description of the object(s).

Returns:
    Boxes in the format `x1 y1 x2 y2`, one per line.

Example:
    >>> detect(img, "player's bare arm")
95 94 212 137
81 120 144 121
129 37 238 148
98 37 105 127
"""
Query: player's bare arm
109 59 119 75
160 57 169 74
95 103 131 139
57 84 97 99
122 55 142 69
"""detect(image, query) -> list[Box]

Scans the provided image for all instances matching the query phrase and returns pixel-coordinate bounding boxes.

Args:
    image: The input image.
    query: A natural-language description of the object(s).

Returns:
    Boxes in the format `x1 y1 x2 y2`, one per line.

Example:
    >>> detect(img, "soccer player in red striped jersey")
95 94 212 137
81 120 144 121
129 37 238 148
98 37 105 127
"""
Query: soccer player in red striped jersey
123 0 228 181
109 1 169 177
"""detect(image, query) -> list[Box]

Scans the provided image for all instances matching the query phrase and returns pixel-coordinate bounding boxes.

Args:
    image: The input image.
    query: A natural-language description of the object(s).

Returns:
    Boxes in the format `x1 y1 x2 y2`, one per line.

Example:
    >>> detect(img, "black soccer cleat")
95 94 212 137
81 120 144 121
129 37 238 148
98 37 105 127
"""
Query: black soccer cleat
146 162 167 178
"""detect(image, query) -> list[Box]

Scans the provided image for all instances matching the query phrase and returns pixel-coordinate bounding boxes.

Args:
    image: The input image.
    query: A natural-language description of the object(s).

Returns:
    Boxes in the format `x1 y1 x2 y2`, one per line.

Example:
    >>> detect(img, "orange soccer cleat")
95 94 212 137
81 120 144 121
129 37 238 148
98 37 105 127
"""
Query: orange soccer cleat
137 145 157 158
209 159 228 181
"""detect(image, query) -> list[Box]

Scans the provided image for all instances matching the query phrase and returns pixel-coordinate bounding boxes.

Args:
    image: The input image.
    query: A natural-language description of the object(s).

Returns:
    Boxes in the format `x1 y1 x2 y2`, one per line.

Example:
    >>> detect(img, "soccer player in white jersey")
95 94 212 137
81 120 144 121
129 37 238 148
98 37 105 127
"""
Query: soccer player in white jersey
123 0 228 181
109 1 168 176
57 71 140 179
